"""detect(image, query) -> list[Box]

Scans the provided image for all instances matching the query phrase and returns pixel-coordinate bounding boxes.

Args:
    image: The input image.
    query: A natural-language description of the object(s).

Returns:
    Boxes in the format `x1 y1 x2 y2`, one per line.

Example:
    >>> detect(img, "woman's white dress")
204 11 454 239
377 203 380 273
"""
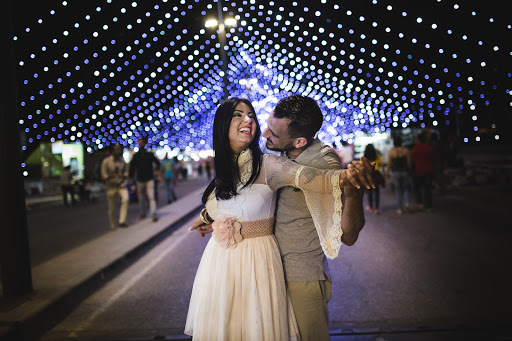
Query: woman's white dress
185 151 343 340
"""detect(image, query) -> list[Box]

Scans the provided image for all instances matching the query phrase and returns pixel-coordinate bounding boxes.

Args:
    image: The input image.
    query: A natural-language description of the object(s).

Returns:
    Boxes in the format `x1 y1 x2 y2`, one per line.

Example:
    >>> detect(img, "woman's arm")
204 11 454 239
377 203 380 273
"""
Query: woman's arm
264 155 373 192
264 154 373 258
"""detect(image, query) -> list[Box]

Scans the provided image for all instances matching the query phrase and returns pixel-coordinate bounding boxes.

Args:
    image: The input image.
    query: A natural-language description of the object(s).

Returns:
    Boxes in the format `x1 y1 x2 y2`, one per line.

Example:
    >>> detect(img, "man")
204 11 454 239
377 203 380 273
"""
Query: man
60 165 76 206
160 153 178 204
203 156 213 180
129 137 161 222
411 132 434 212
101 144 129 229
262 95 370 340
191 95 373 340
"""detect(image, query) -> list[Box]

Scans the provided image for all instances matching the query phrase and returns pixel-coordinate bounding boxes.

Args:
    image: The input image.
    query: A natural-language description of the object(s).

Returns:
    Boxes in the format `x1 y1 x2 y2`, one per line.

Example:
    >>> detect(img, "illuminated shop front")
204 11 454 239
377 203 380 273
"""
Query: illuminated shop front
24 141 84 195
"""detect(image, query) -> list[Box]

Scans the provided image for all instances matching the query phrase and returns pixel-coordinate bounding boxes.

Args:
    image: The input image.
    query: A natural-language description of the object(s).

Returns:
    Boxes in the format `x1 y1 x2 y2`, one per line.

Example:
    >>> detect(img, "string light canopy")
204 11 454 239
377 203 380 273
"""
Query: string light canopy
12 0 511 156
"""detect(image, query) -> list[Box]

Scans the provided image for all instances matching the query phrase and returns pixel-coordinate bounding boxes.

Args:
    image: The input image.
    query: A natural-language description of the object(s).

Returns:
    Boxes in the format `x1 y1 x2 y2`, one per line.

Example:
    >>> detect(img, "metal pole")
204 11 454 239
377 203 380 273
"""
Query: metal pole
0 0 33 297
217 0 229 101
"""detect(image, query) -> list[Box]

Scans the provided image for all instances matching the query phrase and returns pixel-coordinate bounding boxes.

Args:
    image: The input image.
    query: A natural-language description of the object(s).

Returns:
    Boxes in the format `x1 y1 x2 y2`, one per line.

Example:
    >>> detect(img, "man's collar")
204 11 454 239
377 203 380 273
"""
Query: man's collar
287 138 323 164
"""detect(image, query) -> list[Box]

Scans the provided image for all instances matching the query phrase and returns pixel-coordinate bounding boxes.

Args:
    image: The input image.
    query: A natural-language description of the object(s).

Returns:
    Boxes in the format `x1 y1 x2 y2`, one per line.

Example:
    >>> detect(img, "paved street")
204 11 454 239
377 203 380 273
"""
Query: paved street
38 183 512 340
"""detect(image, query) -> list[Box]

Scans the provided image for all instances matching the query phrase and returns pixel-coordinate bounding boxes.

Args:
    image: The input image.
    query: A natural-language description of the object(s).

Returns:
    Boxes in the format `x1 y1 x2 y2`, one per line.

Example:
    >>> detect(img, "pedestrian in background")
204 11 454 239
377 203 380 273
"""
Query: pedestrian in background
180 158 189 180
60 165 76 206
101 144 129 229
411 132 434 212
197 158 204 178
364 143 384 214
204 156 213 180
387 135 412 214
161 153 178 204
338 140 354 168
129 137 161 222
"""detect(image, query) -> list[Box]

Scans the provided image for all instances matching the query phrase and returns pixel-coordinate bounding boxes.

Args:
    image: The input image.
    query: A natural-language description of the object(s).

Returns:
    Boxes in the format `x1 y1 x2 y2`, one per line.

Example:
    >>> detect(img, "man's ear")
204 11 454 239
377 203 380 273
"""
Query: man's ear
293 137 308 149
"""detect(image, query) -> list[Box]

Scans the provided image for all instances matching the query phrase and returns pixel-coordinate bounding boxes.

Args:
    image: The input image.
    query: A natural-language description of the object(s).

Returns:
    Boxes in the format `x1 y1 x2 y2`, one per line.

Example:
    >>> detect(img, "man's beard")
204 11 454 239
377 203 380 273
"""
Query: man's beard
265 139 296 152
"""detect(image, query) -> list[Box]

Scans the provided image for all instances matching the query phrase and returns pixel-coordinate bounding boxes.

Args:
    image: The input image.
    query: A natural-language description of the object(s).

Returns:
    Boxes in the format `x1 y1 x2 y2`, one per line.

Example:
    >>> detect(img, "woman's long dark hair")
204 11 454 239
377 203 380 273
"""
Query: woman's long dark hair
202 97 263 203
363 143 377 162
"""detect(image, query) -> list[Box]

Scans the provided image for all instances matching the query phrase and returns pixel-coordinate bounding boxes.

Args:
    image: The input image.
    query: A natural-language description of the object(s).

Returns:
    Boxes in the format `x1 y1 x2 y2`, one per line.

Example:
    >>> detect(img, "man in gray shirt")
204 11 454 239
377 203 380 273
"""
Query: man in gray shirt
191 95 372 340
260 95 368 340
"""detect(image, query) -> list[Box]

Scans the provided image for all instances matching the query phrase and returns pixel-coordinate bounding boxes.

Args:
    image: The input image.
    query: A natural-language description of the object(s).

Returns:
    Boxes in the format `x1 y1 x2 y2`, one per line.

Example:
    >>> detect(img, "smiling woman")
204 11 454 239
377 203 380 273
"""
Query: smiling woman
205 97 263 201
228 101 257 155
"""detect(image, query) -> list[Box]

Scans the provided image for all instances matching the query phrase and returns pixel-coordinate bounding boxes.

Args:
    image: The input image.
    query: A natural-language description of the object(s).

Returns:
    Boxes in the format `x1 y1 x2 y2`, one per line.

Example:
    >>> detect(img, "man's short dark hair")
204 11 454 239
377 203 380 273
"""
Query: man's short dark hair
273 95 323 140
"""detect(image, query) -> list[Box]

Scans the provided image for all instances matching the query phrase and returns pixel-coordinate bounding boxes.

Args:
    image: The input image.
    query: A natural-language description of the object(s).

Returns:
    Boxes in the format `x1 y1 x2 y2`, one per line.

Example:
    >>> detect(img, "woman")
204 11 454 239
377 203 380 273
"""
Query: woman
387 135 412 214
185 98 354 340
363 143 384 214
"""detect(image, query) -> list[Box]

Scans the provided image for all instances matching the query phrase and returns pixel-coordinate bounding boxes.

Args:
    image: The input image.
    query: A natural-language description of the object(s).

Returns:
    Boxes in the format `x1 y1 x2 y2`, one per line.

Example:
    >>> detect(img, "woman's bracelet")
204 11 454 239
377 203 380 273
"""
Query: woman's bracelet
200 208 213 225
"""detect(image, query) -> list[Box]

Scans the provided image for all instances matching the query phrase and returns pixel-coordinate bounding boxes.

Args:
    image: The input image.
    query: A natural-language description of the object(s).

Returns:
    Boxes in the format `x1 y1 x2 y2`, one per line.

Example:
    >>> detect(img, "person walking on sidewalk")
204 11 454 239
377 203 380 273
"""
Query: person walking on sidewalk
161 153 178 204
411 132 434 212
204 156 213 180
60 165 76 206
364 143 384 214
387 135 412 214
101 144 129 229
129 137 161 222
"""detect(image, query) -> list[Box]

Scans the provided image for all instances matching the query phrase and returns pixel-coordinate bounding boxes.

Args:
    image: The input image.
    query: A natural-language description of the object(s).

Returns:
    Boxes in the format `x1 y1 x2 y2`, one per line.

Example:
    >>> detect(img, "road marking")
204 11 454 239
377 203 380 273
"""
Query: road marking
68 223 194 337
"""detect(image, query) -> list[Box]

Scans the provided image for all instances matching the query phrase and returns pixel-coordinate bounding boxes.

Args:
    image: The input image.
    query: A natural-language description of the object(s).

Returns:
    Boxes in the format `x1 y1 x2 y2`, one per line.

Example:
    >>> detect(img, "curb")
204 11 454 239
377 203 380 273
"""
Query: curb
0 204 203 341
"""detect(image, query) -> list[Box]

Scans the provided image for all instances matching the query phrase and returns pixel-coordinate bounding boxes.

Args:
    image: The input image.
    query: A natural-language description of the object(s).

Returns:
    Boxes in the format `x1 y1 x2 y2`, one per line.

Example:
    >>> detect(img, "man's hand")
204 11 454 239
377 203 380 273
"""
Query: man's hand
340 156 376 190
189 215 213 237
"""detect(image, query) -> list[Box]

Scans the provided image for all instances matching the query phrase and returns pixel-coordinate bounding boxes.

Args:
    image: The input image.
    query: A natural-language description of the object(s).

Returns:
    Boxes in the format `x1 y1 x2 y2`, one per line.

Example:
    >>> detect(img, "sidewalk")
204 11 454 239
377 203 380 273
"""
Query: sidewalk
25 195 62 207
0 180 208 341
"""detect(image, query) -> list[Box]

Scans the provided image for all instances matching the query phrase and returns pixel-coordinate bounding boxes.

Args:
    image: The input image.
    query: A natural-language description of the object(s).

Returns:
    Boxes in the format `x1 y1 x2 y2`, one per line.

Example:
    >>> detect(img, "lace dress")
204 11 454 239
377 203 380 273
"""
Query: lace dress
185 150 343 340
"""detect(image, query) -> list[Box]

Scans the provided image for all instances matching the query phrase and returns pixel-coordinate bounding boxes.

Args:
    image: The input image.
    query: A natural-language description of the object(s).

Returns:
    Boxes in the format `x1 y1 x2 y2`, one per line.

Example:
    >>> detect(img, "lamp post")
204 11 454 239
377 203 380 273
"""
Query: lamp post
206 0 235 101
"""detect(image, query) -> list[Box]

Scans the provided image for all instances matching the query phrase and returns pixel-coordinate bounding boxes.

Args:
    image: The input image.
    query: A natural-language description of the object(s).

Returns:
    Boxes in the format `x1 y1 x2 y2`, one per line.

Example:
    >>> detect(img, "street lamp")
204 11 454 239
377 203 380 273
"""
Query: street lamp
239 78 258 101
205 0 236 101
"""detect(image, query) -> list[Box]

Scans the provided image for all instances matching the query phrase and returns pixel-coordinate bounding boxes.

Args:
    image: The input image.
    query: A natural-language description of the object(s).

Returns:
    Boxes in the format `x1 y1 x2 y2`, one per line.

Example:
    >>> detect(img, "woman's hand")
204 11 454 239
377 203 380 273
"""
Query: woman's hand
189 215 213 237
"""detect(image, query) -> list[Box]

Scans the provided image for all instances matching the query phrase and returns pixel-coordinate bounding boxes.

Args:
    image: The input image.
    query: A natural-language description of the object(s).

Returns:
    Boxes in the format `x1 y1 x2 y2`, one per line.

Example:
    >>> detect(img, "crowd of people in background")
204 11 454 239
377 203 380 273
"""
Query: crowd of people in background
56 137 215 231
359 130 435 215
56 126 480 226
57 128 441 225
100 138 217 230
